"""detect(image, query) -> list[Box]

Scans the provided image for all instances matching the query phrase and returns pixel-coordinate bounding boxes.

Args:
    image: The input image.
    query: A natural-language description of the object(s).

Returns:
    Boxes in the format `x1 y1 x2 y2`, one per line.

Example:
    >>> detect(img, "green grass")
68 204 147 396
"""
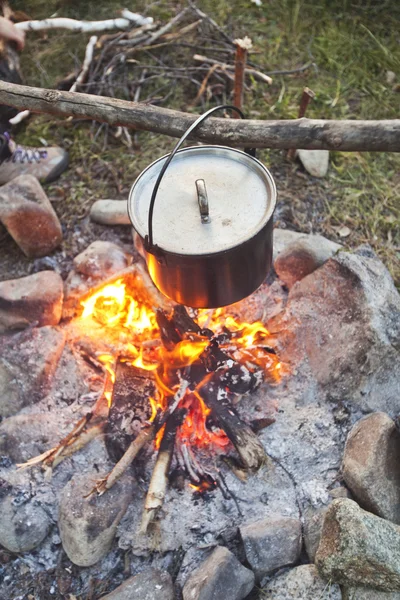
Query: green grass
11 0 400 286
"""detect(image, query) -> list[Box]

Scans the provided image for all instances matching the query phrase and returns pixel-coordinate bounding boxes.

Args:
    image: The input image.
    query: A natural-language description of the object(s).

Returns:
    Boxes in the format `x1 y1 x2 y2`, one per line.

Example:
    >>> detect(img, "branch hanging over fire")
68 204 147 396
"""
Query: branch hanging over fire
0 81 399 151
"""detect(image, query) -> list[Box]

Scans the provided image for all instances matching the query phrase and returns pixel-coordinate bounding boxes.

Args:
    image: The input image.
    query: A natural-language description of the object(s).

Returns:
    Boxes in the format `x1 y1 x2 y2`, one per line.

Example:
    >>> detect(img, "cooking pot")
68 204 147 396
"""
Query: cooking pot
128 105 276 308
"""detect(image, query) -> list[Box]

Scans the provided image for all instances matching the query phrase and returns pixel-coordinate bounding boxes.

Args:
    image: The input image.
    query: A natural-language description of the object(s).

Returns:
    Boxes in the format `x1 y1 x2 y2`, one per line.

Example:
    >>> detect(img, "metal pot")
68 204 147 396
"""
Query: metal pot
128 105 276 308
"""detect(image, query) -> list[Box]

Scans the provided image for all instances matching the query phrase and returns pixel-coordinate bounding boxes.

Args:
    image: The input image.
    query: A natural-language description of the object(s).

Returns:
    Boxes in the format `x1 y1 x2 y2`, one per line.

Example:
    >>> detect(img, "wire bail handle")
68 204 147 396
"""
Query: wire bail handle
144 104 255 255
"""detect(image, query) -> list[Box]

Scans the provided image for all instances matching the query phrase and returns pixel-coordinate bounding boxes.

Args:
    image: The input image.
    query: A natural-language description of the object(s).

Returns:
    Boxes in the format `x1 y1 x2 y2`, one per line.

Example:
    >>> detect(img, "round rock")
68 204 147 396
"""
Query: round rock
316 499 400 591
240 516 302 582
0 271 63 333
342 412 400 524
90 199 130 226
274 235 341 289
58 471 134 567
0 174 62 258
182 545 254 600
0 493 51 553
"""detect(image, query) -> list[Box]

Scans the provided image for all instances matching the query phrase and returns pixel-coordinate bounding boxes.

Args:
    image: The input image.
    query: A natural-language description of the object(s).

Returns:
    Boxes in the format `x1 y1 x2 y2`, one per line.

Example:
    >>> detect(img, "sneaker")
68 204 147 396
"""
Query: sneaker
0 134 69 185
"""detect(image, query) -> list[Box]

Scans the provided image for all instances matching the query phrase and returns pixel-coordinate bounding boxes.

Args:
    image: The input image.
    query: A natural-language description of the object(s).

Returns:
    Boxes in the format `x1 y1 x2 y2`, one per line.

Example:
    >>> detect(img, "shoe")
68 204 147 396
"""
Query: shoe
0 134 69 185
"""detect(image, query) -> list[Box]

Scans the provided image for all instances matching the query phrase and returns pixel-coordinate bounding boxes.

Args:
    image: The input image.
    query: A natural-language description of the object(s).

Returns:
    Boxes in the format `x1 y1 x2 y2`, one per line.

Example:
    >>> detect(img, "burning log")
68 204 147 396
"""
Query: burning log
105 361 156 462
91 372 189 496
139 408 186 534
197 377 266 470
157 307 268 470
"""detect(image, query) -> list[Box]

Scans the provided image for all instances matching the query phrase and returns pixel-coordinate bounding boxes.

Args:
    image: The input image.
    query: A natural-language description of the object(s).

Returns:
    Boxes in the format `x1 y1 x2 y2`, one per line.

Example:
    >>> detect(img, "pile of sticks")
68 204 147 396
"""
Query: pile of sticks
94 305 272 534
66 5 277 115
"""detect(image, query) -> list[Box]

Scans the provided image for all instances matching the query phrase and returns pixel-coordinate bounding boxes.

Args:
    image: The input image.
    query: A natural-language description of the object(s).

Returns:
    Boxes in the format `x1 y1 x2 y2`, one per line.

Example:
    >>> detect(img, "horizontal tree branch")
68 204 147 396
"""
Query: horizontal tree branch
0 81 399 151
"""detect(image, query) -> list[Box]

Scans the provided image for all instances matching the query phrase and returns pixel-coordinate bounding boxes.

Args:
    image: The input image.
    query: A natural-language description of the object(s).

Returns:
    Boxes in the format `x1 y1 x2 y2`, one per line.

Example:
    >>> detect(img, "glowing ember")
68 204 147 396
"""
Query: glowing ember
80 276 283 487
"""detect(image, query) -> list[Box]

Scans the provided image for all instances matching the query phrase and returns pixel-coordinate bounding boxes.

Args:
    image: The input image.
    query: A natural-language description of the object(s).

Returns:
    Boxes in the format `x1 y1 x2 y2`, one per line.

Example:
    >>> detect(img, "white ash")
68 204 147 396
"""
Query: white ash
0 241 398 599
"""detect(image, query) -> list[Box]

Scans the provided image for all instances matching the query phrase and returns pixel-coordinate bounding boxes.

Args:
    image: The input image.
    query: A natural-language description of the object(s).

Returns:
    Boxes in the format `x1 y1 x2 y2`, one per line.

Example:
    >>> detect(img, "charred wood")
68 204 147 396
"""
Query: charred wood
197 377 266 470
106 361 155 462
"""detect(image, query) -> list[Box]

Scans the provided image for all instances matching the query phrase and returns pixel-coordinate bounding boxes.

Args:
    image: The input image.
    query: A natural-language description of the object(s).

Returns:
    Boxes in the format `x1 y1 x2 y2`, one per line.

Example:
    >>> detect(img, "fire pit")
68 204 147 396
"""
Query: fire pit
0 230 399 600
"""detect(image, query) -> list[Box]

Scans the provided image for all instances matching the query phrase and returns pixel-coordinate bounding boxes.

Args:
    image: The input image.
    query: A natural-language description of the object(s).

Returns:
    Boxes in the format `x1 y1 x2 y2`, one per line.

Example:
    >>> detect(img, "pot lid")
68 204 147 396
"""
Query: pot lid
128 145 276 256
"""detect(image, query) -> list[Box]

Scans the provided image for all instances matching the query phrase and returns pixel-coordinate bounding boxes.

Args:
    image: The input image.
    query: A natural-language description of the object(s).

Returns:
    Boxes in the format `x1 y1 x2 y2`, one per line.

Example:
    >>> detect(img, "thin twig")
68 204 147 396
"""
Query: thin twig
144 8 190 46
188 1 234 45
193 54 272 84
70 35 98 92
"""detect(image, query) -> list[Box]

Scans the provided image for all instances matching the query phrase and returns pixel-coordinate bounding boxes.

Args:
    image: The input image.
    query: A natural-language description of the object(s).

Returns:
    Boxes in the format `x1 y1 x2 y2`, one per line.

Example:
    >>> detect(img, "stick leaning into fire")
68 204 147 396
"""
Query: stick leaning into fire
18 276 282 534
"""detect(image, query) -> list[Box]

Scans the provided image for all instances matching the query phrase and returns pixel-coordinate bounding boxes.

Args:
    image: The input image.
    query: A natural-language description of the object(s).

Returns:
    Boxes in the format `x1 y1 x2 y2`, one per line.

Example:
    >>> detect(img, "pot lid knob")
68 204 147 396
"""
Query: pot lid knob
195 179 210 224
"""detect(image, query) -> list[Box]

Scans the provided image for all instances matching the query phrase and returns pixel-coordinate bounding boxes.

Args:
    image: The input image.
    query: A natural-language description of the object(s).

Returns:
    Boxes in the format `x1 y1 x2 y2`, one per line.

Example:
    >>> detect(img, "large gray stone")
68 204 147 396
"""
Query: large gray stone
261 564 341 599
267 246 400 414
274 234 341 289
0 271 63 333
316 498 400 591
58 471 134 567
101 569 174 600
0 174 62 257
90 199 130 226
182 546 254 600
240 516 302 581
0 326 65 417
0 492 51 553
343 412 400 524
303 488 352 562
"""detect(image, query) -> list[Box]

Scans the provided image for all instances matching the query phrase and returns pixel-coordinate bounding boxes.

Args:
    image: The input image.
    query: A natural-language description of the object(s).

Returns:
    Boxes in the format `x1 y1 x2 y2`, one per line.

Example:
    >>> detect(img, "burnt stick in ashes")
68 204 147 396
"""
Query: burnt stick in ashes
140 408 187 534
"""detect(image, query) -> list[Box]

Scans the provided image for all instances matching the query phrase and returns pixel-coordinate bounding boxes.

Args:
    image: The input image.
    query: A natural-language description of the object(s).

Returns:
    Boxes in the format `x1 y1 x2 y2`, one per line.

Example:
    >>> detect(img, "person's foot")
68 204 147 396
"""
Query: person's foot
0 134 69 185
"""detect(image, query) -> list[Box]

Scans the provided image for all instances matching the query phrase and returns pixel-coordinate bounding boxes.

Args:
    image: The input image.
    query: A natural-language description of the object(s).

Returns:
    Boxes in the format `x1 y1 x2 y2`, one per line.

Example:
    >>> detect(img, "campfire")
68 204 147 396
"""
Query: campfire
21 272 282 535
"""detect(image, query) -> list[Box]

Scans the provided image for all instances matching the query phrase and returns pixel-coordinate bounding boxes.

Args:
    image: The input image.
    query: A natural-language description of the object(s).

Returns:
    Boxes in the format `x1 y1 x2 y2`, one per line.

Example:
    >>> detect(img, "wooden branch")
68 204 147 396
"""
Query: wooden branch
193 54 272 84
197 377 267 470
144 8 189 46
139 409 186 534
233 37 252 115
69 35 98 93
0 81 399 151
10 34 97 124
15 12 153 33
92 425 155 495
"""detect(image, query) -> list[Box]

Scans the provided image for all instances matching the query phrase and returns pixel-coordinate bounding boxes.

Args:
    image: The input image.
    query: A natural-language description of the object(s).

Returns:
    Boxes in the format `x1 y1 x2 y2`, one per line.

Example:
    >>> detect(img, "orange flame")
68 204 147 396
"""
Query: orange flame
80 279 283 458
81 279 157 335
